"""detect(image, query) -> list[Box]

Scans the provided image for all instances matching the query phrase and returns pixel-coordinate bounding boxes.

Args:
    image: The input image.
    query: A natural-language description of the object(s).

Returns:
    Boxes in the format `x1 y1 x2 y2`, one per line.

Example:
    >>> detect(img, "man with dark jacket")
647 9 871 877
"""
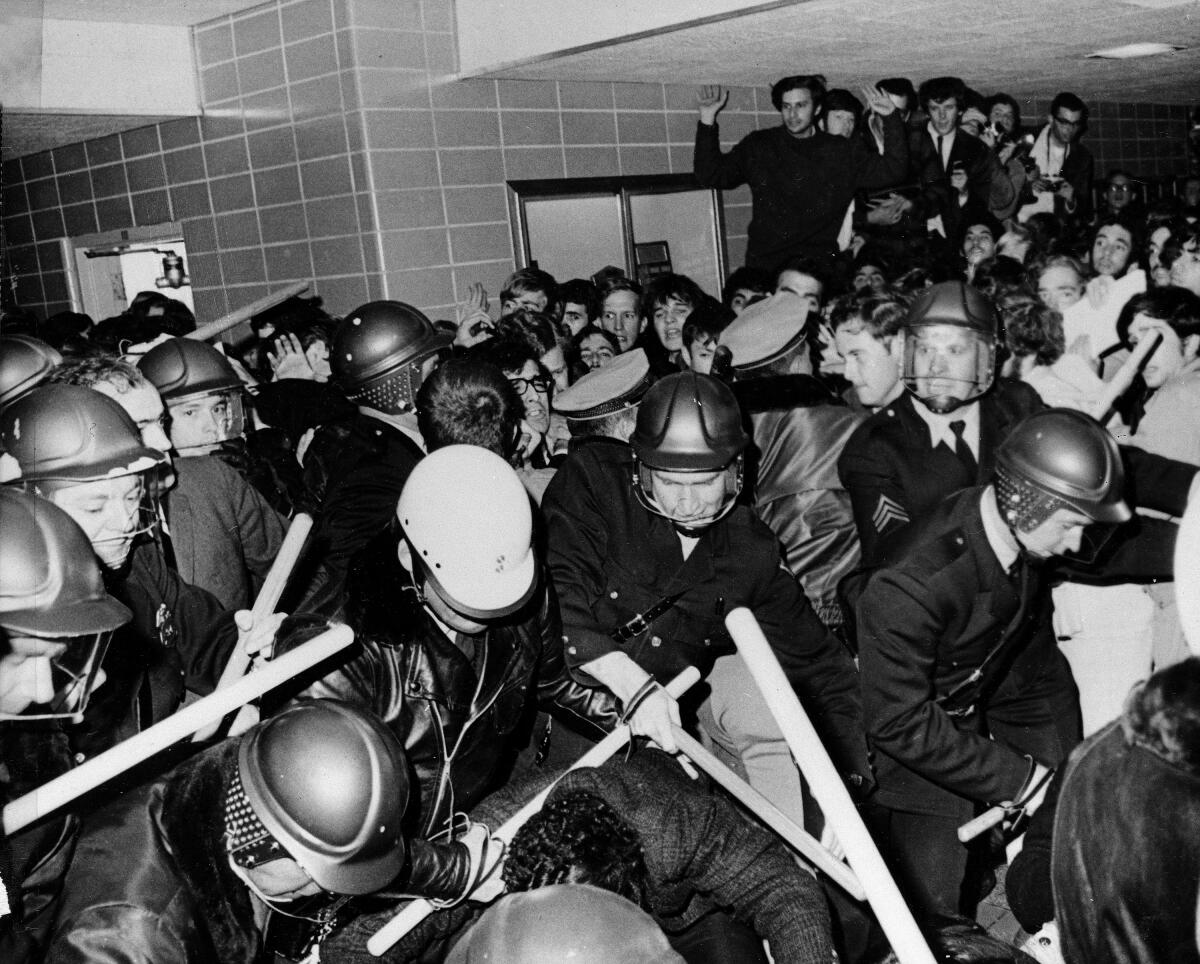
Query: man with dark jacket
905 77 1015 245
1 386 278 756
325 747 836 964
543 372 870 851
856 410 1126 921
718 289 865 632
693 77 908 270
299 301 449 614
46 701 443 964
0 491 131 964
287 446 616 865
52 354 289 612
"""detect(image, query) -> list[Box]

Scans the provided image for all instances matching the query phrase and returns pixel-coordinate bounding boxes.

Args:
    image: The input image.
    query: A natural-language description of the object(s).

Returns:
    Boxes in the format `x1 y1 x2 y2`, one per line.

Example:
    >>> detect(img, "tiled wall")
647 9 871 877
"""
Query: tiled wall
1 0 1194 324
1019 95 1192 180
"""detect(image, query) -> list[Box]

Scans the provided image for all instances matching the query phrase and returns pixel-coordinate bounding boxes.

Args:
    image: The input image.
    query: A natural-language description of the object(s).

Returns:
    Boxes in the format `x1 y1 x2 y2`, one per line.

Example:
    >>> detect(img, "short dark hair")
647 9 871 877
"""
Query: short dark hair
416 356 522 458
681 299 733 349
641 273 706 320
504 789 647 906
1049 91 1088 121
984 92 1021 130
770 75 826 112
1161 222 1200 271
468 329 541 377
1116 286 1200 346
1091 212 1144 273
829 290 910 343
568 324 622 378
721 266 772 309
560 278 601 322
775 255 830 294
918 76 967 112
877 77 916 107
971 255 1031 303
1122 656 1200 775
501 267 559 313
496 309 561 355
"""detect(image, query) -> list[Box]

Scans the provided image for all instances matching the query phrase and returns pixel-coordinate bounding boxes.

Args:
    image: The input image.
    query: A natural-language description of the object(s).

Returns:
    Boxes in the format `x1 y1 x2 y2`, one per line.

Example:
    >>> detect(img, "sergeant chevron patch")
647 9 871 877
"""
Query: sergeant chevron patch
872 494 909 532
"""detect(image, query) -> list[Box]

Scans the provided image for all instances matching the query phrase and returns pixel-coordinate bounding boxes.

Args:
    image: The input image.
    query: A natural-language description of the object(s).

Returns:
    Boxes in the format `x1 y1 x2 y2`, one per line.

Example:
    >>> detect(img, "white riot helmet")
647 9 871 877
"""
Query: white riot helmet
396 445 537 619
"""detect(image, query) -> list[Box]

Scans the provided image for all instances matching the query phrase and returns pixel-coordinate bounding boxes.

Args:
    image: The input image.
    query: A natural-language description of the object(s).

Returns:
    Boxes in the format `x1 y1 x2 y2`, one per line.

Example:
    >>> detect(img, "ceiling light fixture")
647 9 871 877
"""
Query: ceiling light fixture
1086 42 1187 58
1117 0 1195 8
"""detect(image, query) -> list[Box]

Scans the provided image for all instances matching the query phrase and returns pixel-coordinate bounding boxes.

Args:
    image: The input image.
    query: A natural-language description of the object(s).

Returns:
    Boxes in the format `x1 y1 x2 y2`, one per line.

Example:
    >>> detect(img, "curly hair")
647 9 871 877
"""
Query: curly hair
504 789 648 907
1000 296 1064 366
47 353 149 393
1121 656 1200 774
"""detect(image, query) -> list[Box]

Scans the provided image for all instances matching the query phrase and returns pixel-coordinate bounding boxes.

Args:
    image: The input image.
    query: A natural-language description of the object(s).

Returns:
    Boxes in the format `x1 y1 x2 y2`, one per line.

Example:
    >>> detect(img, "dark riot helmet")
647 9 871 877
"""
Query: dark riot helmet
902 281 998 414
331 301 451 414
0 335 62 409
629 371 749 534
0 489 130 720
137 338 246 455
233 700 409 895
994 408 1131 534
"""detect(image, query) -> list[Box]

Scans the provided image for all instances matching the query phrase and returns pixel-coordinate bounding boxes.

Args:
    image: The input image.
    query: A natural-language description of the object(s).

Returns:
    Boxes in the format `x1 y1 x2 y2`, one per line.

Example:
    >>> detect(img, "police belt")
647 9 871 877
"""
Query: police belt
610 590 688 643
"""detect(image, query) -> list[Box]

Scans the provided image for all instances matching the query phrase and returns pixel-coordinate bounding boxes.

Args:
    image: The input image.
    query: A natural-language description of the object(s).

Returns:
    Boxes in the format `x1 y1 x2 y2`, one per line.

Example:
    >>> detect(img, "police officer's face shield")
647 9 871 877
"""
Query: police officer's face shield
903 323 996 415
39 473 161 571
166 388 246 456
0 629 113 721
633 459 744 535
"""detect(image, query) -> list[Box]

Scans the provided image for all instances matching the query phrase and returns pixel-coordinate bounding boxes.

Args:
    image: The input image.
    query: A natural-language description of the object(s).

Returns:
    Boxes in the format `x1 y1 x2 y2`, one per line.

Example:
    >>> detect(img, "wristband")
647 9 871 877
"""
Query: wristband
619 678 663 725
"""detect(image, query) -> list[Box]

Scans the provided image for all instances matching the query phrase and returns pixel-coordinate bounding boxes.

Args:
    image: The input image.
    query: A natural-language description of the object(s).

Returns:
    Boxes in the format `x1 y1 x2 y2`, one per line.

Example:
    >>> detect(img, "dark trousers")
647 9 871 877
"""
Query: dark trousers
668 910 769 964
863 805 971 921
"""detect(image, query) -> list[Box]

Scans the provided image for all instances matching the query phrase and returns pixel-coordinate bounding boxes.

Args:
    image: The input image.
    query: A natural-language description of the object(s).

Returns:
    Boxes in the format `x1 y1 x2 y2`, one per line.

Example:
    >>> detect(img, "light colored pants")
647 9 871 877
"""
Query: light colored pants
696 652 809 832
1054 582 1153 737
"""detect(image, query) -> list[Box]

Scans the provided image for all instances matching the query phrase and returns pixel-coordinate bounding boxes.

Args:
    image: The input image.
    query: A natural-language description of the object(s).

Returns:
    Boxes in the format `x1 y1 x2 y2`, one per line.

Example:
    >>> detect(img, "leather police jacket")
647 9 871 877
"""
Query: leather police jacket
47 736 480 964
295 529 619 839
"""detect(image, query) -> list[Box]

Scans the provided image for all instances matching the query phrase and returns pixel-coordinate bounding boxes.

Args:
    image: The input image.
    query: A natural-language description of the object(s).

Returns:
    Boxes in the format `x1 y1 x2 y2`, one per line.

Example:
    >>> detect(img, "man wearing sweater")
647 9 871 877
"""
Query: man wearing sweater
693 76 908 272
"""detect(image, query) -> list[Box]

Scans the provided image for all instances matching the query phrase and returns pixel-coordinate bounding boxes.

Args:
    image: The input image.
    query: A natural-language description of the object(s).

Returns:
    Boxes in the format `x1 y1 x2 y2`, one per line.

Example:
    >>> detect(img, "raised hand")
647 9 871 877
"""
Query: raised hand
267 332 315 381
861 85 896 117
697 85 729 126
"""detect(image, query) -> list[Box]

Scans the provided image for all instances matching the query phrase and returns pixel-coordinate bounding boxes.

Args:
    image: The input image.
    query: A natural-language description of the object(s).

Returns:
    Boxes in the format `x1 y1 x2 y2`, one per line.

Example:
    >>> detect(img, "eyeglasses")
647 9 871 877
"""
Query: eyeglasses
1052 115 1083 128
509 374 551 394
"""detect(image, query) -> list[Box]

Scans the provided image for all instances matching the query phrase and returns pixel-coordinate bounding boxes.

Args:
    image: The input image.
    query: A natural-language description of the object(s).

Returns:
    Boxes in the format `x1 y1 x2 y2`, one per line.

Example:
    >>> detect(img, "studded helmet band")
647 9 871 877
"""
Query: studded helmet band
994 465 1070 533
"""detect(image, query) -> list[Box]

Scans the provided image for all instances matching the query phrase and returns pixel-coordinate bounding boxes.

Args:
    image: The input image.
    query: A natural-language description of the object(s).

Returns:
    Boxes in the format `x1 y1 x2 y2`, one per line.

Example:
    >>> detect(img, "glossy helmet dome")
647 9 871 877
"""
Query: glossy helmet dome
137 337 241 399
396 444 537 619
0 335 62 409
0 489 130 720
332 301 451 414
994 408 1131 533
237 700 409 895
629 371 749 533
0 384 166 484
137 338 245 453
445 885 685 964
902 280 998 414
0 489 131 636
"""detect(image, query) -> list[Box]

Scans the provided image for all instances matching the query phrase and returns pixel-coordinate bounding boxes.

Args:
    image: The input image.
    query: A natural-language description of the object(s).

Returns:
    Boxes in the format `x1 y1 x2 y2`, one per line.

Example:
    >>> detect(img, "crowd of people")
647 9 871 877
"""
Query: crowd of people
1 71 1200 964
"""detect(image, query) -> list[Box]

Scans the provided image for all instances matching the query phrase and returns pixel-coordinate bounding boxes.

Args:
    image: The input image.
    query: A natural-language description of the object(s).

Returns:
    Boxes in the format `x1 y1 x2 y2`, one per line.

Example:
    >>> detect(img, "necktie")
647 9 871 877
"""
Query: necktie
937 134 945 171
950 419 977 479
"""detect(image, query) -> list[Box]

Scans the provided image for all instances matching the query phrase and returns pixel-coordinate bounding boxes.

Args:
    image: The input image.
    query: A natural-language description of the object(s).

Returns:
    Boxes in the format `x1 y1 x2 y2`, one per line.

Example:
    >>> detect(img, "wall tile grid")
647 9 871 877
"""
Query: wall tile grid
0 0 1194 323
2 0 374 324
